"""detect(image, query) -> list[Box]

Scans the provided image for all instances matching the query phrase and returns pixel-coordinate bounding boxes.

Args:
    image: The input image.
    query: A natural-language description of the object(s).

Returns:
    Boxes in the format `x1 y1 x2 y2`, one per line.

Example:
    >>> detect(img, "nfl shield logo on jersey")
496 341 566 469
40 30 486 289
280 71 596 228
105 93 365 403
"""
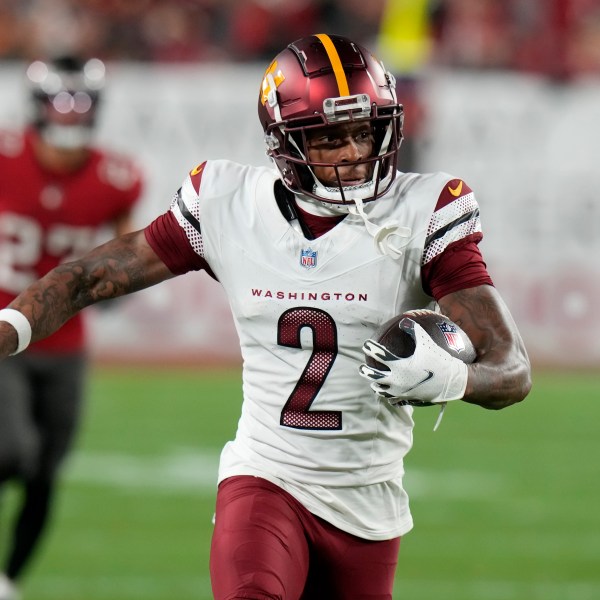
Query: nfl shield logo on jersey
437 321 466 353
300 247 318 269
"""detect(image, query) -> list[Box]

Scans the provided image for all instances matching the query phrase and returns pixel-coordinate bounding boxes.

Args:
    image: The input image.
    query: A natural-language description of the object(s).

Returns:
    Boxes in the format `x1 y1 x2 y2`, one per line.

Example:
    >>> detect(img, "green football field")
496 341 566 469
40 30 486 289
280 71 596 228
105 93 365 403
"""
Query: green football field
3 367 599 600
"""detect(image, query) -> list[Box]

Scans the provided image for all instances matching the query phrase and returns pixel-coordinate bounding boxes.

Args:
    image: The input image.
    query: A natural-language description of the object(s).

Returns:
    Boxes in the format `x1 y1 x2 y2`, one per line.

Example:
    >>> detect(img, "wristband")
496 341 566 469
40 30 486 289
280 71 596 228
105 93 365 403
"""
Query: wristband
0 308 32 355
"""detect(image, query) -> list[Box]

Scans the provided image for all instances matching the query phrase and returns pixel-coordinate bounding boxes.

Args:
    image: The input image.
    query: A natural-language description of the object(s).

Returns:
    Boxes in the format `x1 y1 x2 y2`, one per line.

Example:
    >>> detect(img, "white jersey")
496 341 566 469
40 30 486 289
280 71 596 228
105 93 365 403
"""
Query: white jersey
168 159 480 540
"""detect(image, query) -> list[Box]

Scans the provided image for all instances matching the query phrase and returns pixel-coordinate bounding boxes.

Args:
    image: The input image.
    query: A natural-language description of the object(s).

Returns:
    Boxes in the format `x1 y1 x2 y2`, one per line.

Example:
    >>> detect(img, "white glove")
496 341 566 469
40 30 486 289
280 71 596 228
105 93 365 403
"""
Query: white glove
359 318 469 407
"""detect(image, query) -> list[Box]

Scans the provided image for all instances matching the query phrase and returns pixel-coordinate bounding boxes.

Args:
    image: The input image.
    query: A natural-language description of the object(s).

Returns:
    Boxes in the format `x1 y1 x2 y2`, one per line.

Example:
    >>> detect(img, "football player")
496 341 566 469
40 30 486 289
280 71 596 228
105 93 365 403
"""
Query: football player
0 56 143 600
0 35 530 599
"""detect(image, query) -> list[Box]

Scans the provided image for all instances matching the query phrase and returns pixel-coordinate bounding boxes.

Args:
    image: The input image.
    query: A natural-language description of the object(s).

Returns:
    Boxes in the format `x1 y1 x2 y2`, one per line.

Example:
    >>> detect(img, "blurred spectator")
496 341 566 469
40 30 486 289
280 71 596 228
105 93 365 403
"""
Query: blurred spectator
429 0 518 70
515 0 600 80
140 1 227 62
0 1 24 60
0 0 383 63
430 0 600 79
20 0 110 61
224 0 322 62
512 0 572 78
322 0 387 50
0 0 598 82
565 6 600 77
376 0 431 172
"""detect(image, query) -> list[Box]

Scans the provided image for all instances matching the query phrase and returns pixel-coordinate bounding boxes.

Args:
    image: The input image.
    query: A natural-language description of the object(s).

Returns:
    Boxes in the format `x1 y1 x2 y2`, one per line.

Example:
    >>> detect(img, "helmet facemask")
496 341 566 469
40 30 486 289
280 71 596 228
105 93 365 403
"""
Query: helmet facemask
265 99 403 207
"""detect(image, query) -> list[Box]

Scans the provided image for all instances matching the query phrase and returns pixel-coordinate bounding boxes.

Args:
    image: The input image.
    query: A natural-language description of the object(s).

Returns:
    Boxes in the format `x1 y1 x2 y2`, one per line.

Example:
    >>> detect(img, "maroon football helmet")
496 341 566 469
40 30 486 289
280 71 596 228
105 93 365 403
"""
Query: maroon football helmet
258 34 403 205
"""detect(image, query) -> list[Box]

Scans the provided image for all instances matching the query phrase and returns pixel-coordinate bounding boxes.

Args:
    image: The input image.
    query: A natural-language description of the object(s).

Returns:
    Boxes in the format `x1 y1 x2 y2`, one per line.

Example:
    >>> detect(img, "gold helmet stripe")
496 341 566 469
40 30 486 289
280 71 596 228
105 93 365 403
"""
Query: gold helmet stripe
315 33 350 97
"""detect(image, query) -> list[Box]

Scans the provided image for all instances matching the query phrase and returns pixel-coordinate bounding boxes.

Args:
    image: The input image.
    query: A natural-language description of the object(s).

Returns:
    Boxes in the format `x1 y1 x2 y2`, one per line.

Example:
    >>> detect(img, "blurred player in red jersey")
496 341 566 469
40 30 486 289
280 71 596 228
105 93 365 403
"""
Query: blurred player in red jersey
0 56 143 600
0 36 529 599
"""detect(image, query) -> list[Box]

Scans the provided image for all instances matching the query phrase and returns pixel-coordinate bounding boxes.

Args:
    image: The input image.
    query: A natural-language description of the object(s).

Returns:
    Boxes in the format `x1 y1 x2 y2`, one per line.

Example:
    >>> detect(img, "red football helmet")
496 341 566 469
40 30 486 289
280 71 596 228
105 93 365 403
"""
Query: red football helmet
258 34 403 205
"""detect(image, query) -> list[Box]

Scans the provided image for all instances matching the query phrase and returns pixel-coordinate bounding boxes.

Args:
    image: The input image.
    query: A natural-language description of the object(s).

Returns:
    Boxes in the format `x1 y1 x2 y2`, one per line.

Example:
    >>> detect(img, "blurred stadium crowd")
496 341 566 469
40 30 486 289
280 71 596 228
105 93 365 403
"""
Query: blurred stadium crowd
0 0 599 79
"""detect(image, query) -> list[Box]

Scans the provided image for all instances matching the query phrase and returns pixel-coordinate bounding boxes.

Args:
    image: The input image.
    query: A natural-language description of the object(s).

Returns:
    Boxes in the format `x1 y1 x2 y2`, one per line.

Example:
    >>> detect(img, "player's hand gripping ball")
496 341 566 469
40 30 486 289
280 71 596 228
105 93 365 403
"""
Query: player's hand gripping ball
359 309 476 407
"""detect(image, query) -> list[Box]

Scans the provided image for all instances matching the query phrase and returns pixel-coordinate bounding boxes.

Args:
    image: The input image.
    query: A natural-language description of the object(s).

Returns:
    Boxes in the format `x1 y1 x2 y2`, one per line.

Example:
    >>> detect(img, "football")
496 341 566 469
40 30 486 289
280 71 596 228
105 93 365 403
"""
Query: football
365 309 476 369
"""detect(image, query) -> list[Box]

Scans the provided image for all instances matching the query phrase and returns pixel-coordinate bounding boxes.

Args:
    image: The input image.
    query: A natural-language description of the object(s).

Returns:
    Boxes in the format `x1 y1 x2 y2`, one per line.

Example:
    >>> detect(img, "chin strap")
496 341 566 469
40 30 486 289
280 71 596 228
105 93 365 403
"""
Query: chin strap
349 197 411 259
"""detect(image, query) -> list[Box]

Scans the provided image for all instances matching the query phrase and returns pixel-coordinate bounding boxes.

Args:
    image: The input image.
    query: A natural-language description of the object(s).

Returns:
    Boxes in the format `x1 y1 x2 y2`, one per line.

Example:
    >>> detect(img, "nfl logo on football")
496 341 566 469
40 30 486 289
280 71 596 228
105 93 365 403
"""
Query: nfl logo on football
437 321 466 353
300 247 317 269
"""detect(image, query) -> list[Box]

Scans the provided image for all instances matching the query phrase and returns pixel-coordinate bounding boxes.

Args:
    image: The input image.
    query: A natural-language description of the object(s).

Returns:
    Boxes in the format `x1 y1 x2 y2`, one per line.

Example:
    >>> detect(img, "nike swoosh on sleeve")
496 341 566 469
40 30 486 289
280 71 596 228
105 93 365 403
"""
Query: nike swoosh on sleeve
448 180 463 196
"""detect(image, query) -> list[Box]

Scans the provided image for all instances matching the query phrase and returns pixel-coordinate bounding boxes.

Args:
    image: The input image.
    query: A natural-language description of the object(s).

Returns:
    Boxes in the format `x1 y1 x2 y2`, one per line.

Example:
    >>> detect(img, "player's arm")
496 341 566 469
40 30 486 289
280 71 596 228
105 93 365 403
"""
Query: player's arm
360 178 531 411
0 230 174 358
113 210 136 237
438 284 531 410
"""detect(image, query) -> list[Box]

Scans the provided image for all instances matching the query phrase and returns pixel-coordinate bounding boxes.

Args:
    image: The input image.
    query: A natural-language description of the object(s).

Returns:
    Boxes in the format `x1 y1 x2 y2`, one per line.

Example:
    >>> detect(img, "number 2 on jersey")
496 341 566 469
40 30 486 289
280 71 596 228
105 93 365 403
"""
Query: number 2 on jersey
277 307 342 430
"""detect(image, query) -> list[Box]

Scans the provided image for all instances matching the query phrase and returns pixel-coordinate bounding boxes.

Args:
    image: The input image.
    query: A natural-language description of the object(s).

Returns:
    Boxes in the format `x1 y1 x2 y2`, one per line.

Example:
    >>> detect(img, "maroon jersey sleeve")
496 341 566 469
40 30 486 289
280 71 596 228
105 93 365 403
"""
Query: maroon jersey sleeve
144 211 210 275
422 238 494 300
421 178 494 301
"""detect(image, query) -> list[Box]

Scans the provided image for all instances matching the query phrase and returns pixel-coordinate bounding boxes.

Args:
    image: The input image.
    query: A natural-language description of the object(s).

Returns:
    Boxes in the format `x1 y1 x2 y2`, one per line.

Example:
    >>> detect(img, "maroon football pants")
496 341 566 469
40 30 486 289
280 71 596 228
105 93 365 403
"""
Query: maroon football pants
210 475 401 600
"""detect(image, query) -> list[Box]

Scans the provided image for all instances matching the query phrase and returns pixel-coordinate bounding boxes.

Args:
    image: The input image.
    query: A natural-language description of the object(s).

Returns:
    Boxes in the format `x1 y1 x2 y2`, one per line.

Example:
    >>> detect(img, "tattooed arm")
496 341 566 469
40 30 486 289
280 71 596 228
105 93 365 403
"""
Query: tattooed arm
438 285 531 409
0 230 175 358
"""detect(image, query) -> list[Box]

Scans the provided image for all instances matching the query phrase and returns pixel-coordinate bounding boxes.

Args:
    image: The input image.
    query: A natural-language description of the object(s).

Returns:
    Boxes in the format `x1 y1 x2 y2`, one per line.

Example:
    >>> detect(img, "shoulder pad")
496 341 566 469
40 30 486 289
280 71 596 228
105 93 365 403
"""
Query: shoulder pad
97 152 143 191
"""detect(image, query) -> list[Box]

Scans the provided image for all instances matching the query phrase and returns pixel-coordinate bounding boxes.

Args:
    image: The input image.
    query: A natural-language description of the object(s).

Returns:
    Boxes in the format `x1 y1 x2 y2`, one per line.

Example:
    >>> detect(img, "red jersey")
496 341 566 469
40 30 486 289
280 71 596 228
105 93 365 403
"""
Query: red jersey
0 128 143 353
